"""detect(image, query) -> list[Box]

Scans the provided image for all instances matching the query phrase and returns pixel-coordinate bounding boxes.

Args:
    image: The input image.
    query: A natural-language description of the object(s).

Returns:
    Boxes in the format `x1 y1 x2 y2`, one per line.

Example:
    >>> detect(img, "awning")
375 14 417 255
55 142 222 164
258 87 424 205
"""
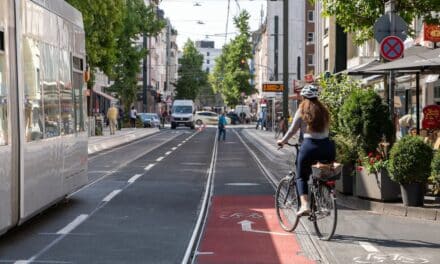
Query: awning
426 74 439 83
93 89 118 102
366 48 440 72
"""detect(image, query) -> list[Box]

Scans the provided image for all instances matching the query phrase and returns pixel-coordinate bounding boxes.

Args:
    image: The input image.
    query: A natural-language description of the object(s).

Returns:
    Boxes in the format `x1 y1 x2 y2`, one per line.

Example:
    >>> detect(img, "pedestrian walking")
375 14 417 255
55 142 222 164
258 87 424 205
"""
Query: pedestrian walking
107 104 118 135
256 111 264 129
130 106 137 128
218 112 227 141
399 113 413 137
117 106 124 130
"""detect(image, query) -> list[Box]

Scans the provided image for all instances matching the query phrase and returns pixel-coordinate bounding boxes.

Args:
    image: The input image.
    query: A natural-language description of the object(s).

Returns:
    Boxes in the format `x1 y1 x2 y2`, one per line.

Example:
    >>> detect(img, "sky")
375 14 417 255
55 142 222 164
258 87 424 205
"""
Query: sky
159 0 267 50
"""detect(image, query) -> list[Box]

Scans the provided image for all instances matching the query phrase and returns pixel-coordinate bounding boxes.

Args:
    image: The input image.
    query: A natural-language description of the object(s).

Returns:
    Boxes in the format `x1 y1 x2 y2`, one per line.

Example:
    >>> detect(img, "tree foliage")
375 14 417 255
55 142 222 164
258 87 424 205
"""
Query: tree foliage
66 0 124 77
111 0 164 112
175 40 207 100
318 0 440 44
210 10 255 107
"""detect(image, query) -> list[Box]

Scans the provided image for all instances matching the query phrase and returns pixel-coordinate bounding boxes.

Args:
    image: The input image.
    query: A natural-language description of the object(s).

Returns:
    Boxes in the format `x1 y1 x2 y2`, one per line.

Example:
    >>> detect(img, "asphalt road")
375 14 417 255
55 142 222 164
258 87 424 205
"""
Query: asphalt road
0 127 439 264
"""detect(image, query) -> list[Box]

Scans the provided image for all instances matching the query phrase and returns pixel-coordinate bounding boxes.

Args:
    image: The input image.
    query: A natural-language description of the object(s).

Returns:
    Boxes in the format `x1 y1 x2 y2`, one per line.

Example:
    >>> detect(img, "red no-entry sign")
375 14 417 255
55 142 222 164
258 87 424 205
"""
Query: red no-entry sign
380 36 404 61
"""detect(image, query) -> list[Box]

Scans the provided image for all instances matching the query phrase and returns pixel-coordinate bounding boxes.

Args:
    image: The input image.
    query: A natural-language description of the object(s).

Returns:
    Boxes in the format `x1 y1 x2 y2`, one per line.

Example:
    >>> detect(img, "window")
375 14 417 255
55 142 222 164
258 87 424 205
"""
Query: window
23 37 44 141
307 54 314 66
207 59 210 64
324 59 329 71
0 31 7 145
206 67 210 73
307 32 314 43
307 11 314 22
434 85 440 99
207 52 210 56
323 17 329 36
60 50 74 135
0 31 4 52
72 56 85 132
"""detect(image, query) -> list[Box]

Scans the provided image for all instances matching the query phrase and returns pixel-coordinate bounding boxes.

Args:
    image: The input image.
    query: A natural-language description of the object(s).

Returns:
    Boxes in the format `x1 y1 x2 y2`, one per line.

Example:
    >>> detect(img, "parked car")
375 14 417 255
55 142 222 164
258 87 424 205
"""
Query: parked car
138 113 160 128
194 111 219 125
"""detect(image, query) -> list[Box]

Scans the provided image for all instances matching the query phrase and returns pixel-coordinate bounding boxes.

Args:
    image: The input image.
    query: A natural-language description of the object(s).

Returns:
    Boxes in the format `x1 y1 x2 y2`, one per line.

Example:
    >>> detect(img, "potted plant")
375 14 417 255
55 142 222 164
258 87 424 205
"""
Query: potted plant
387 136 434 206
334 135 358 194
339 89 398 201
429 150 440 196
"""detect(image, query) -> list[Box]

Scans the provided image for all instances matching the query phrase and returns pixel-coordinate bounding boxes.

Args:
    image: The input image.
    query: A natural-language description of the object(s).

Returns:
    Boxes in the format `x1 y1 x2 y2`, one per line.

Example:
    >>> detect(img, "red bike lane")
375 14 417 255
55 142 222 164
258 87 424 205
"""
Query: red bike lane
196 195 315 264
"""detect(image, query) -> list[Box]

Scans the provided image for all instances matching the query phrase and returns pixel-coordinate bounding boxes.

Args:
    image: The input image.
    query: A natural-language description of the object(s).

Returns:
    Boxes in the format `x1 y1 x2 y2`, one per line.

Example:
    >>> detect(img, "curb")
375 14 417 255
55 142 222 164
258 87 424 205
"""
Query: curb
337 193 440 222
88 128 159 155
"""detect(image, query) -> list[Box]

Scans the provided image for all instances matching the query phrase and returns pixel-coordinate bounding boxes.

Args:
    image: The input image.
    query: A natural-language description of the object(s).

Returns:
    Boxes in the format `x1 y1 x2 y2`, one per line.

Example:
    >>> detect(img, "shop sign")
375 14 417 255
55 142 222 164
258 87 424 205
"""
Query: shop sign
262 82 284 92
422 105 440 130
424 24 440 42
304 74 314 83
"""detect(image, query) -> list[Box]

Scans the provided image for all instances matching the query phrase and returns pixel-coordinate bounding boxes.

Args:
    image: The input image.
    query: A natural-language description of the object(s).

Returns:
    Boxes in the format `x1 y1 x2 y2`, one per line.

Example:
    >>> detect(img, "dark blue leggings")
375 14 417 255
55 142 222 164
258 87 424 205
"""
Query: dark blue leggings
296 138 335 196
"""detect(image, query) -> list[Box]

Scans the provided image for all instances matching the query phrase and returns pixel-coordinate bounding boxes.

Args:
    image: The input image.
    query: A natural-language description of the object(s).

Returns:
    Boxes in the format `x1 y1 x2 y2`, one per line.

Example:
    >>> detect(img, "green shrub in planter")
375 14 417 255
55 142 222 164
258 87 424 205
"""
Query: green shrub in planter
334 134 359 165
339 88 393 153
430 150 440 195
387 136 433 184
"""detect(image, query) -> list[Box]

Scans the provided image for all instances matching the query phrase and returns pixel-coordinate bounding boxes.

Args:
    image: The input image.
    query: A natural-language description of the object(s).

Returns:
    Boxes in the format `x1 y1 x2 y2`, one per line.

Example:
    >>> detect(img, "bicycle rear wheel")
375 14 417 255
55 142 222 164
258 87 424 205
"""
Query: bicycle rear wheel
312 184 337 240
275 177 300 232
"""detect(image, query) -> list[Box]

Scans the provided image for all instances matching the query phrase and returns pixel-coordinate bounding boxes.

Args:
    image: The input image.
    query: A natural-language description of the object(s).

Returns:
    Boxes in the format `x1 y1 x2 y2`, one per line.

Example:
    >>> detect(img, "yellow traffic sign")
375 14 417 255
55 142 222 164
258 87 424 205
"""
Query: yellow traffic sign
262 82 284 92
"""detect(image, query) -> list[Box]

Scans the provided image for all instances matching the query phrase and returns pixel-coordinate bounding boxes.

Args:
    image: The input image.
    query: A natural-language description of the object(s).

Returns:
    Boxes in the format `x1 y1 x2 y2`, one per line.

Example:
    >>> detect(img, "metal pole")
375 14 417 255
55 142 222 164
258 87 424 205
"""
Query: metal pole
282 0 289 130
274 16 279 81
416 73 420 134
143 33 148 112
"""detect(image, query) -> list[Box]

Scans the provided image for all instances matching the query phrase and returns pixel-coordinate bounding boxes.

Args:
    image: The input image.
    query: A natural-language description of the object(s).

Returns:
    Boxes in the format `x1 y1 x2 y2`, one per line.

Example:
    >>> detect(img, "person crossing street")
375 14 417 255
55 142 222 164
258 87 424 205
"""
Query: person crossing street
218 112 227 141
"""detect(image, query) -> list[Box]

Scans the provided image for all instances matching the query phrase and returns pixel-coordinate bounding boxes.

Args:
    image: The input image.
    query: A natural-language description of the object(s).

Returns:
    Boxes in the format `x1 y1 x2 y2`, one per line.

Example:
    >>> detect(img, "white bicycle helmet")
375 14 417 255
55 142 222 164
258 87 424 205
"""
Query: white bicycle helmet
300 84 319 99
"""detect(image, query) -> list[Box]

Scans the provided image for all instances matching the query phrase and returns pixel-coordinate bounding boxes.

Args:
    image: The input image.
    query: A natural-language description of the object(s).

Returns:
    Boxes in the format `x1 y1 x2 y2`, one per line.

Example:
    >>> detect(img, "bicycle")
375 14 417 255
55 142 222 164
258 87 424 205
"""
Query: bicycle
273 118 285 139
275 142 341 241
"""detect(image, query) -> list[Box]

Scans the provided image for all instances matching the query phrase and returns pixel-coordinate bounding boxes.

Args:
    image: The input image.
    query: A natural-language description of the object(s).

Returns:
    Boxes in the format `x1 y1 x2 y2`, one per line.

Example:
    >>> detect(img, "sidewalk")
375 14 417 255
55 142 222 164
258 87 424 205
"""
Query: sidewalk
243 128 440 222
88 127 159 155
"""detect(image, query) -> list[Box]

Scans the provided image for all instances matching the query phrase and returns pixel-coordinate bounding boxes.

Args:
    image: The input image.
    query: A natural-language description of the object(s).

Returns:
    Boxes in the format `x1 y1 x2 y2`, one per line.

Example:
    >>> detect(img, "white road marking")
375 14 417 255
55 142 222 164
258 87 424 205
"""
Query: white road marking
156 156 164 162
128 174 142 184
238 220 290 236
178 143 182 147
225 183 260 186
359 241 379 252
56 214 89 235
145 164 155 171
165 151 172 155
196 252 214 255
172 147 177 150
102 190 122 202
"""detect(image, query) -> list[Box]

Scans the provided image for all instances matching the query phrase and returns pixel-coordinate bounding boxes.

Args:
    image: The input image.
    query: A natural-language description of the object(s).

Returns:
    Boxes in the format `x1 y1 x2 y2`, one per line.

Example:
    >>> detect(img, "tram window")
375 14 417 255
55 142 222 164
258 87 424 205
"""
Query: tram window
23 37 43 141
73 71 84 132
0 45 7 146
41 44 60 138
0 31 4 52
60 50 74 135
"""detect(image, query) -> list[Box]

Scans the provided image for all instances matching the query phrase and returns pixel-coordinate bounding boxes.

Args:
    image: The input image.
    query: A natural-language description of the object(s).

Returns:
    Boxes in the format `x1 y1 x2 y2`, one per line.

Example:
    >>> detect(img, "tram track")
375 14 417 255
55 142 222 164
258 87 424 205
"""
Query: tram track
182 130 218 264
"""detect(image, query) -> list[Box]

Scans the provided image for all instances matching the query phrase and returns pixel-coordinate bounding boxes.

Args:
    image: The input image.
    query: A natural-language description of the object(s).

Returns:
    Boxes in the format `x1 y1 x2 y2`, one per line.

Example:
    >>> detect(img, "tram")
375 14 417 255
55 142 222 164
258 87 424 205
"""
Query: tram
0 0 88 234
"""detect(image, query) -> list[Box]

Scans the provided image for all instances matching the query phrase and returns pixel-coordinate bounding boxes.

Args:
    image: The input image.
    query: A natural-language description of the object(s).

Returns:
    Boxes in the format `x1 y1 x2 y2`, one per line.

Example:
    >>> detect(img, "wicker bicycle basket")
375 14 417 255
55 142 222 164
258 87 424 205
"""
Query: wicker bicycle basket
311 162 342 181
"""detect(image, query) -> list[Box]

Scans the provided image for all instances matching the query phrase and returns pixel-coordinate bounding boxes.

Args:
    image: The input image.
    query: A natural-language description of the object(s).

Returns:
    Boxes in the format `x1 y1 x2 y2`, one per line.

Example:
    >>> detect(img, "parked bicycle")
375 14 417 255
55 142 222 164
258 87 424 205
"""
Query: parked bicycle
275 142 341 241
274 116 286 139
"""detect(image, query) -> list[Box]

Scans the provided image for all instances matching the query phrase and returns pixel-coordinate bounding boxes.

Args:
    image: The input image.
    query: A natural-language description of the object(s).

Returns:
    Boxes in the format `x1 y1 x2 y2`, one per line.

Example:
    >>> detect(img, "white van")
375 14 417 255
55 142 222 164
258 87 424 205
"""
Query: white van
170 100 195 129
235 105 251 123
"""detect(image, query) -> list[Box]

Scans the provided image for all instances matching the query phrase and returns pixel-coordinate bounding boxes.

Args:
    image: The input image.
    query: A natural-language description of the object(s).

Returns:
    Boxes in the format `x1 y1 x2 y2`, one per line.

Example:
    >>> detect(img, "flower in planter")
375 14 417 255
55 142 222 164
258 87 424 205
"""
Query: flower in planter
359 137 390 174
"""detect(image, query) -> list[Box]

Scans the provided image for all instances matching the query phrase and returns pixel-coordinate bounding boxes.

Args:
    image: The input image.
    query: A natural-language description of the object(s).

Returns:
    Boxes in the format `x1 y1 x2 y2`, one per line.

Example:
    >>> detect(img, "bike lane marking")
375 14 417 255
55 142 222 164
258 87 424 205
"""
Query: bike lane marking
197 195 315 264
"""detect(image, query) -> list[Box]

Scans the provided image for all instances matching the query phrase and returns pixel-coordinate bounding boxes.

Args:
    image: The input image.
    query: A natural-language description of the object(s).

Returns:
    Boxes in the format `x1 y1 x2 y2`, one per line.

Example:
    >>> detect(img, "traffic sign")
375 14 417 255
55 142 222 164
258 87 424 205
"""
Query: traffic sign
374 13 408 42
262 82 284 92
380 36 404 61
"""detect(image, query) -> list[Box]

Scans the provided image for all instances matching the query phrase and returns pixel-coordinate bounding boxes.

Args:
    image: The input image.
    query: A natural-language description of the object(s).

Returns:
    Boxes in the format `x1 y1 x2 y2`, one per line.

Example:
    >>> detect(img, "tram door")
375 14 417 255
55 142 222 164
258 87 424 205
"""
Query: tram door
0 0 13 234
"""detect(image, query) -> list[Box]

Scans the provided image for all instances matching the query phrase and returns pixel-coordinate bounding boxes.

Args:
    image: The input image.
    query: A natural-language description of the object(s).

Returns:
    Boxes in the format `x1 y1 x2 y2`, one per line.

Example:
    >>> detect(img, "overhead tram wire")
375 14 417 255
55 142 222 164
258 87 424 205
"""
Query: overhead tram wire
224 0 231 45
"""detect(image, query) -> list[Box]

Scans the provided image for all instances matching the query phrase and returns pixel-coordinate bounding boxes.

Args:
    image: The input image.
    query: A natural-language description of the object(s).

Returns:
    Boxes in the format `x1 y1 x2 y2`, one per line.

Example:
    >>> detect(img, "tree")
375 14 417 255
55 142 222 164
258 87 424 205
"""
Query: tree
111 0 164 112
318 0 440 44
66 0 124 77
210 10 255 107
175 40 207 100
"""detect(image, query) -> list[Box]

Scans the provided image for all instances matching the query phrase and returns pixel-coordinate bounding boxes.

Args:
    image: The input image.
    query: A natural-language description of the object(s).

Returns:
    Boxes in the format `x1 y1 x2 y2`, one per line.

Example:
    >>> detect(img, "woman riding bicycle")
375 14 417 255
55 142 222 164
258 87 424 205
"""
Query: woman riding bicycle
277 84 335 216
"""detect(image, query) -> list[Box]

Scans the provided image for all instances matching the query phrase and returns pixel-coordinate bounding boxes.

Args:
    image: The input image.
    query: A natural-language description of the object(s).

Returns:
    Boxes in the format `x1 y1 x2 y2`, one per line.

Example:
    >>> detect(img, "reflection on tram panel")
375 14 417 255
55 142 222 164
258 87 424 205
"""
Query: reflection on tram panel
0 0 88 235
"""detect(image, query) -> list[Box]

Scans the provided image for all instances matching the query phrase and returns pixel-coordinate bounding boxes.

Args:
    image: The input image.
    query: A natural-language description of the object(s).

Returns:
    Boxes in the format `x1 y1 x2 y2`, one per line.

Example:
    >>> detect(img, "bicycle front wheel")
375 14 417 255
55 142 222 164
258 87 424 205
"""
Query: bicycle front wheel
275 177 300 232
312 184 337 240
